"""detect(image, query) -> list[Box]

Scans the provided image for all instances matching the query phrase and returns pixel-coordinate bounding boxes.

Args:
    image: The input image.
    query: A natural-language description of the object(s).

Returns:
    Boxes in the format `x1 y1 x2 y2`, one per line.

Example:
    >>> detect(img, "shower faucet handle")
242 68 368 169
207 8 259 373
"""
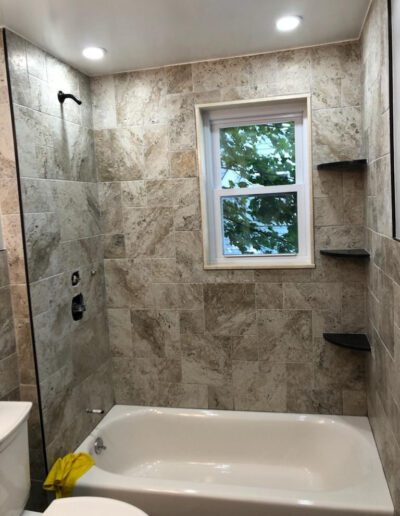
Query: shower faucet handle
85 408 104 415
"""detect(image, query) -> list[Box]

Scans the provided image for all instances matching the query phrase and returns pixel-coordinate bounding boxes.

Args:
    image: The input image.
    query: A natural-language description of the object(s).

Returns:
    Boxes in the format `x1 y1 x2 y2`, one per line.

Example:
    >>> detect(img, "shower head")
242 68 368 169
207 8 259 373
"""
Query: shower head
58 90 82 105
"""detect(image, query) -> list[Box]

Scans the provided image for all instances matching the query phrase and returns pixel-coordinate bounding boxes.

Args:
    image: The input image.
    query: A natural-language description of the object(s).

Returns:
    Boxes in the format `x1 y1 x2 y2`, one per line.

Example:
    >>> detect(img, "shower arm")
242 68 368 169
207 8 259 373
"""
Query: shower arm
58 90 82 105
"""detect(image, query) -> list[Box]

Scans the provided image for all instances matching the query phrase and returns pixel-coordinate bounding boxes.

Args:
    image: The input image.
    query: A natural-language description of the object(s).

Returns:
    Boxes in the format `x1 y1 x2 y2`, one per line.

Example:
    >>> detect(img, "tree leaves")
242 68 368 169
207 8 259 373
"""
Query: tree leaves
220 122 296 188
219 121 298 255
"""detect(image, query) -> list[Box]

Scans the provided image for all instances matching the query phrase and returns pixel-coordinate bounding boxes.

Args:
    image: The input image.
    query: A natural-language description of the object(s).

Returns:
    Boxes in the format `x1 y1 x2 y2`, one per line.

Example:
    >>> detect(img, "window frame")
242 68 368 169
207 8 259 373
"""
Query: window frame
195 95 314 270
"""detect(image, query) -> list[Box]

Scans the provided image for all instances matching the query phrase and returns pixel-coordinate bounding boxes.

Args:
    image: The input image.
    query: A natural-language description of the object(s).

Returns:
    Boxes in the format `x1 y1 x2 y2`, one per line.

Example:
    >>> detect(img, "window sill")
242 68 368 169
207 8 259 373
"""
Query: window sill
203 261 316 270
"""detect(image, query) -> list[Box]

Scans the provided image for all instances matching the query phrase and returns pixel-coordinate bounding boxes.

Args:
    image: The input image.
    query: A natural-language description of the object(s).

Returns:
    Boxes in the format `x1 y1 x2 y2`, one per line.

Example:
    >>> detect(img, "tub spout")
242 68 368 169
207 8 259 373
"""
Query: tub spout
94 437 107 455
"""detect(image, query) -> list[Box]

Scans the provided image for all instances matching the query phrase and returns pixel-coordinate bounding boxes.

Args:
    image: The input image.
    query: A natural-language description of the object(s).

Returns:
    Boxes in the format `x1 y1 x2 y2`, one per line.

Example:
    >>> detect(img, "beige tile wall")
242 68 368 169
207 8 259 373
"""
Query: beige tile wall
92 42 368 415
0 35 19 402
362 0 400 511
0 31 46 482
5 30 114 468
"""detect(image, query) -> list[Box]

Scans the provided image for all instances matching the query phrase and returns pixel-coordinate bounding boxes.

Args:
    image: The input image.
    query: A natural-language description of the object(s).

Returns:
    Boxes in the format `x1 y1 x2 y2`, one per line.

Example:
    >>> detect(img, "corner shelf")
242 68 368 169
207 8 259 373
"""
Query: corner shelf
320 249 370 258
323 333 371 352
317 159 367 171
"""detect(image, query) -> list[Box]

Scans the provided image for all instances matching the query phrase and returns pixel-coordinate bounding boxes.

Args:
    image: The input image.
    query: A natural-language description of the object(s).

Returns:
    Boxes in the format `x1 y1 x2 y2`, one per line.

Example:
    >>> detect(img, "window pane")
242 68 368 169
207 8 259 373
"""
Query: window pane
221 193 298 256
220 121 295 188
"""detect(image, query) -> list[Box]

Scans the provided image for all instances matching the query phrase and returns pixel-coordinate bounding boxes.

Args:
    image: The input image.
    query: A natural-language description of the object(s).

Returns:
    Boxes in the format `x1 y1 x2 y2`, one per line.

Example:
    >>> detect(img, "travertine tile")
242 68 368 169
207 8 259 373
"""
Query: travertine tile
5 31 31 107
179 309 205 335
0 103 17 178
249 53 278 89
103 234 126 258
255 283 283 309
87 38 367 417
232 360 287 412
169 150 197 178
24 212 62 282
208 384 234 410
107 308 132 359
143 125 169 179
91 75 117 129
0 178 19 214
95 128 144 181
131 309 180 359
375 156 393 238
311 43 360 81
342 390 367 416
204 284 256 336
314 196 344 226
5 32 114 475
158 382 208 409
0 40 8 105
283 283 341 311
312 77 341 110
0 286 16 360
181 333 231 386
151 283 203 310
15 318 35 385
167 93 196 150
166 65 193 94
257 310 313 362
0 353 19 398
123 207 175 258
231 335 258 361
121 180 146 207
98 182 123 234
342 283 366 332
314 338 366 391
114 68 168 126
313 170 343 199
21 178 56 213
149 258 178 283
104 258 152 308
315 225 364 250
192 57 251 93
313 107 362 164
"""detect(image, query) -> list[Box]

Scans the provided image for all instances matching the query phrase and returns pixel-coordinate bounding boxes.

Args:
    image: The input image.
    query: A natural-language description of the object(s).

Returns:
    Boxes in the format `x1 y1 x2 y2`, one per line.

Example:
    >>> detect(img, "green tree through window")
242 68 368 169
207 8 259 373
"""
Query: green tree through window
219 122 298 255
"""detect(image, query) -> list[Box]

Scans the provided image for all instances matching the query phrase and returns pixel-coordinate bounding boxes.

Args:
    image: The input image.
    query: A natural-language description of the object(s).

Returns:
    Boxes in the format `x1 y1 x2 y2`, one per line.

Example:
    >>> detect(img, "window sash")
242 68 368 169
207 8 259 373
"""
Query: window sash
211 113 303 190
214 185 306 259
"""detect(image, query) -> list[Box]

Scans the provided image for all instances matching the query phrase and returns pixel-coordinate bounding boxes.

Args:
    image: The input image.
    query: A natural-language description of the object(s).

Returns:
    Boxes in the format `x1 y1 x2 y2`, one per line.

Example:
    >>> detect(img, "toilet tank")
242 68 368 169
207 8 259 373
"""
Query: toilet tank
0 402 32 516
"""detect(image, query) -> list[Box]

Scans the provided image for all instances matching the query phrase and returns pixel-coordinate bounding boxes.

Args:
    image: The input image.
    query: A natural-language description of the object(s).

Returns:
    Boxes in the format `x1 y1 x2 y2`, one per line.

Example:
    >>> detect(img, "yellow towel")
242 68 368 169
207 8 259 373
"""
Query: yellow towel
43 452 95 498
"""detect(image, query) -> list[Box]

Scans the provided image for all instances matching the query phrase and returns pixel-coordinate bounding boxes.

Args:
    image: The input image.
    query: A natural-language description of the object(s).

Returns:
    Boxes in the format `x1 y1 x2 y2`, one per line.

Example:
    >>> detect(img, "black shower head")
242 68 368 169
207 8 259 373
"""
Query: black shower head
58 90 82 105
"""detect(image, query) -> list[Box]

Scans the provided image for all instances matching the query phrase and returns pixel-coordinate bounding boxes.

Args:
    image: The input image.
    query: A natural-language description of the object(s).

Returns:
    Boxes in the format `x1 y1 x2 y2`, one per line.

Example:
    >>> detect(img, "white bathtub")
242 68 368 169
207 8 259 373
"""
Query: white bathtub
75 405 394 516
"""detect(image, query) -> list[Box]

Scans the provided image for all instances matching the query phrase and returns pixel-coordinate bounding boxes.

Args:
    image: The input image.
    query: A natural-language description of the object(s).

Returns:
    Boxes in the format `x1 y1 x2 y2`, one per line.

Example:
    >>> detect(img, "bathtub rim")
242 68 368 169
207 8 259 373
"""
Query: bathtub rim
75 405 394 515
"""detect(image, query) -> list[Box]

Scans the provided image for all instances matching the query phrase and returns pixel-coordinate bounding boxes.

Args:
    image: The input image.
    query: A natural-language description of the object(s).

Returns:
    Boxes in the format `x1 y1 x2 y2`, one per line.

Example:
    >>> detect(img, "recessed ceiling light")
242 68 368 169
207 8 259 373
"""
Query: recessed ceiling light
82 47 106 60
276 15 302 32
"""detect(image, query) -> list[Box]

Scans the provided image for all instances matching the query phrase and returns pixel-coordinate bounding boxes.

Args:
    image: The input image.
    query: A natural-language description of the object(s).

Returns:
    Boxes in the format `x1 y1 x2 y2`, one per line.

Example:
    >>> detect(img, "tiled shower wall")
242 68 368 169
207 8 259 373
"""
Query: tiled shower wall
6 31 114 467
0 35 19 404
362 0 400 511
92 42 368 414
0 31 45 485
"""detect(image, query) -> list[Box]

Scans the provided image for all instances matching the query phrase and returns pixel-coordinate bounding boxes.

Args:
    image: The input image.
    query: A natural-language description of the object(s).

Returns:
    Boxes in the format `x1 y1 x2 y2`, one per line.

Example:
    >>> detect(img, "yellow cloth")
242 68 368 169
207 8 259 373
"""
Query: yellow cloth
43 453 95 498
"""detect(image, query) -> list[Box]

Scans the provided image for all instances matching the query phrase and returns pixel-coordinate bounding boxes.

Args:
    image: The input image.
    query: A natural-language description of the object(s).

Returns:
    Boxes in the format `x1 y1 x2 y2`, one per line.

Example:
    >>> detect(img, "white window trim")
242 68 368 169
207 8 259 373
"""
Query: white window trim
195 95 314 270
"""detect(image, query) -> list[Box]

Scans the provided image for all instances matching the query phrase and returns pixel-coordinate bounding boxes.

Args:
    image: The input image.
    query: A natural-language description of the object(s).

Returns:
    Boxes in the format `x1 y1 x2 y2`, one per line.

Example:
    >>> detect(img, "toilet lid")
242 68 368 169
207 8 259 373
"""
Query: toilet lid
43 497 148 516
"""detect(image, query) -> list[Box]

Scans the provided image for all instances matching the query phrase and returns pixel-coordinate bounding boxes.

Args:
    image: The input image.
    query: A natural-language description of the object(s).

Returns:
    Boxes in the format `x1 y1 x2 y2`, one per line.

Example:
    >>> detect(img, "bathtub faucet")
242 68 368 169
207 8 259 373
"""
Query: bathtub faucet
94 437 107 455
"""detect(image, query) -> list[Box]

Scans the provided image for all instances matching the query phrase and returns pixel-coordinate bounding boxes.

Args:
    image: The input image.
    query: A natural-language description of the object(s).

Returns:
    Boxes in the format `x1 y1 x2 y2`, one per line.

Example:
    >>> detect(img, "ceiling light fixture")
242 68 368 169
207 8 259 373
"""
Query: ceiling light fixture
82 47 106 60
276 15 302 32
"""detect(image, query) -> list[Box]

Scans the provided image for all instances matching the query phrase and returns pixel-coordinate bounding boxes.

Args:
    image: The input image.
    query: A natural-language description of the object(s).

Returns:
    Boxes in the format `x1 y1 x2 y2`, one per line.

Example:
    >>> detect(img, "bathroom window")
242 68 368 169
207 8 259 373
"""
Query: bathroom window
196 96 313 269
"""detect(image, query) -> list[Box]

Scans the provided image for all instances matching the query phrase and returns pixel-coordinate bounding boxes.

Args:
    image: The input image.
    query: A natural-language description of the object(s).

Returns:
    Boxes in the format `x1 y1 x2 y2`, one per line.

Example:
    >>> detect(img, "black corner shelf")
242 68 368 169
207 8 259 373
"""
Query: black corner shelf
323 333 371 352
320 249 370 258
317 159 367 171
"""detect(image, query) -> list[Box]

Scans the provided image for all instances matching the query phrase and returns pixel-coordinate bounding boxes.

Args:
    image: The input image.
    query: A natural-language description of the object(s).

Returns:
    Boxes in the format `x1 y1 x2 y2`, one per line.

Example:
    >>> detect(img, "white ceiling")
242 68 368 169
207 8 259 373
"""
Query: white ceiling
0 0 370 76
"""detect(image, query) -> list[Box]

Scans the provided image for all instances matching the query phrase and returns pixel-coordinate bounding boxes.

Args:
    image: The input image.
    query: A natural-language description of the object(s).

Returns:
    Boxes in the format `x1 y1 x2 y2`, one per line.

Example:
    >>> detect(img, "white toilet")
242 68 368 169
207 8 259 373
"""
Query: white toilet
0 402 148 516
